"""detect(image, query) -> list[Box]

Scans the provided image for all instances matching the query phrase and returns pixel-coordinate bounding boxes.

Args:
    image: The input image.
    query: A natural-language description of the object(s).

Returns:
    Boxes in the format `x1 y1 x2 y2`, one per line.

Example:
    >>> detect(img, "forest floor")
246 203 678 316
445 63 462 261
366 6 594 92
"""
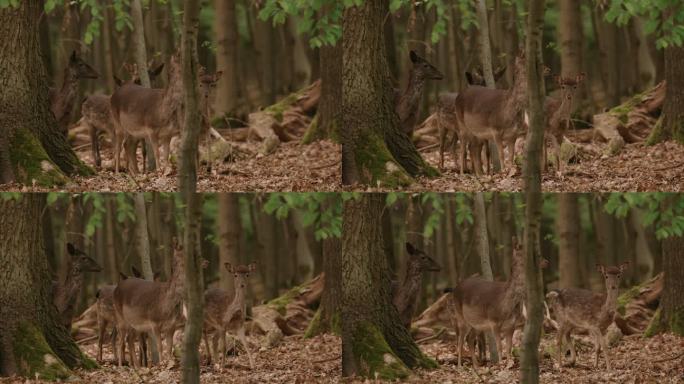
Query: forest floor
1 332 681 383
399 141 684 192
1 139 341 192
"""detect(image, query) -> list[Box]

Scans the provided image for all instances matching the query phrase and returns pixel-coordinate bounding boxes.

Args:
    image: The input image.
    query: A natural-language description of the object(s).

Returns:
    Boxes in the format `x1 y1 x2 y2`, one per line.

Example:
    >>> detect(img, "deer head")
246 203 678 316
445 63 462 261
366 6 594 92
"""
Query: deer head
555 72 585 101
67 243 102 273
596 262 629 292
68 51 99 80
225 262 257 289
405 242 441 272
409 50 444 81
199 67 223 101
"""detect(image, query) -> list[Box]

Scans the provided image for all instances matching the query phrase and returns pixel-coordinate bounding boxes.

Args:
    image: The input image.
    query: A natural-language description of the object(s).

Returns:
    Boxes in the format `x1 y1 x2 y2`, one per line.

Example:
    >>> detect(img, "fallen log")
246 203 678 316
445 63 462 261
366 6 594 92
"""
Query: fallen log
615 272 663 335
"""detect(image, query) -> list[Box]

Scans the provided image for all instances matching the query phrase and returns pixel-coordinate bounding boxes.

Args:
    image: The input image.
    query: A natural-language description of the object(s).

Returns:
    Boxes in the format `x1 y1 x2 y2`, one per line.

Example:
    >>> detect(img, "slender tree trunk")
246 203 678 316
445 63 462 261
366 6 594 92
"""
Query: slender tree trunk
520 0 546 382
217 194 240 294
341 0 436 186
214 0 238 116
0 195 93 379
650 45 684 144
179 1 202 382
557 194 580 288
302 41 341 143
0 0 91 186
133 194 153 280
558 0 583 103
306 237 342 337
341 194 436 379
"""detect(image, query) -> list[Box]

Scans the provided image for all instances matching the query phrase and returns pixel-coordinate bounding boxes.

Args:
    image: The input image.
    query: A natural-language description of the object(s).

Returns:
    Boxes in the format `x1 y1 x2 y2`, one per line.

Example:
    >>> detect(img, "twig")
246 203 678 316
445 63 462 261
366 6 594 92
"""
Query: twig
416 328 446 344
312 354 341 364
652 350 684 363
418 143 440 152
310 160 340 170
76 335 98 344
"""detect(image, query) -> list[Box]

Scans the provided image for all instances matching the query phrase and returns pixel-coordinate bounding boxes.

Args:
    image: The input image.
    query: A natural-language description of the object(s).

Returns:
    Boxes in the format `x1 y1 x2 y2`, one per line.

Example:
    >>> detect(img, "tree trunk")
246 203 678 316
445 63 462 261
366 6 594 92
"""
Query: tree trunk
0 0 91 186
217 194 240 294
179 1 203 382
133 194 153 280
305 237 342 337
214 0 238 116
659 235 684 336
476 0 495 88
557 193 580 288
558 0 583 100
650 45 684 144
520 0 546 382
341 0 436 187
302 41 341 143
341 194 436 379
0 195 94 379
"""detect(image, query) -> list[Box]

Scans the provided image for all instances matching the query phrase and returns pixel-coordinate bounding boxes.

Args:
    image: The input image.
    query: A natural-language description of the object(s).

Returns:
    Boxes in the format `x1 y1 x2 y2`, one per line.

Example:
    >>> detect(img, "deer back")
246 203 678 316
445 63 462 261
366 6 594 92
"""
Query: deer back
547 288 611 332
96 285 117 324
203 287 234 331
455 277 524 331
82 94 115 134
113 277 183 333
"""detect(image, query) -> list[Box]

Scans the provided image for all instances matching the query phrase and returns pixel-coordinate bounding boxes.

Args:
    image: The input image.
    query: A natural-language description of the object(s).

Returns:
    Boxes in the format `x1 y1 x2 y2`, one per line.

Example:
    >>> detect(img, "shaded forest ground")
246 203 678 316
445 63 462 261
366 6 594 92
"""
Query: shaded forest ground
0 138 340 192
407 140 684 193
1 332 680 383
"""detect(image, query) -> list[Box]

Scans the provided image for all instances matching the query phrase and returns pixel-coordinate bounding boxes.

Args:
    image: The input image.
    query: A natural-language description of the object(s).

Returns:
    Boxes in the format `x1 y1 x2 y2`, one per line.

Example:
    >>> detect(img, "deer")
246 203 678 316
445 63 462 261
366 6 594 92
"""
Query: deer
83 63 165 168
49 51 99 137
543 73 585 174
437 93 490 174
395 51 444 136
445 53 528 175
113 241 185 368
391 243 441 329
203 262 257 368
449 238 525 367
110 53 184 174
53 243 102 329
546 262 629 371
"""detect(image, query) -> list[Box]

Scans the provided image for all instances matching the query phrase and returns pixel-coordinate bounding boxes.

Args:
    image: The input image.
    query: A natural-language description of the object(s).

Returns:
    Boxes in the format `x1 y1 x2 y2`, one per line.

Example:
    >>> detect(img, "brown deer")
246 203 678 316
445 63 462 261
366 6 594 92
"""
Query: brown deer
53 243 102 329
450 238 525 367
448 53 528 175
84 63 165 168
543 73 585 174
50 51 99 137
391 243 441 329
395 51 444 135
437 93 489 174
546 262 629 370
203 262 257 368
113 241 185 368
110 53 183 174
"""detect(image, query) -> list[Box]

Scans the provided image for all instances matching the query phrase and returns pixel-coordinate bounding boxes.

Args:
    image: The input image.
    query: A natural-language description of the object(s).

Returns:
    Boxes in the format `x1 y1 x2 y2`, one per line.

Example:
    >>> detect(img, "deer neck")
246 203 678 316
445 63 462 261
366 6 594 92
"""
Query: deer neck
162 70 184 114
400 261 423 303
57 266 83 309
400 71 425 113
602 286 620 315
503 73 527 119
223 286 247 325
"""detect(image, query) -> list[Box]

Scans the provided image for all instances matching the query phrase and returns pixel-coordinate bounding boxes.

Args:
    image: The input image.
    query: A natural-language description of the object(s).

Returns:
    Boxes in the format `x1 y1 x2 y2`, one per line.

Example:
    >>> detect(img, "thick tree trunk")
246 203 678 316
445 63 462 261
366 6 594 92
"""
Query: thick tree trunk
214 0 238 117
341 194 436 379
341 1 436 187
179 1 203 382
557 194 580 288
217 194 240 294
657 235 684 336
520 0 546 382
0 195 94 379
650 46 684 144
0 0 91 186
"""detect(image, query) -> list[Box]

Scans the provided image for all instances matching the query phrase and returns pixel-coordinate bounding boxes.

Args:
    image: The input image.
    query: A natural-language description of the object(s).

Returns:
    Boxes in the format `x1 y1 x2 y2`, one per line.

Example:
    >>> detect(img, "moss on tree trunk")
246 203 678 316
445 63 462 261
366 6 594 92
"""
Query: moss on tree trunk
8 127 68 186
11 323 72 381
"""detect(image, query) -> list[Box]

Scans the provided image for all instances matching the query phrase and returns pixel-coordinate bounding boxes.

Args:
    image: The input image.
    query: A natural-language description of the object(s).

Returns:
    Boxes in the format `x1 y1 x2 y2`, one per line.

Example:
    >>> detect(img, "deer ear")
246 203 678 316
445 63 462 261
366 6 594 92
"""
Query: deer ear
131 265 142 278
67 243 76 256
555 75 562 85
619 261 630 273
576 72 586 83
248 262 257 272
119 272 128 281
410 50 419 63
214 71 223 80
405 242 417 255
224 263 234 273
70 50 77 62
595 263 605 274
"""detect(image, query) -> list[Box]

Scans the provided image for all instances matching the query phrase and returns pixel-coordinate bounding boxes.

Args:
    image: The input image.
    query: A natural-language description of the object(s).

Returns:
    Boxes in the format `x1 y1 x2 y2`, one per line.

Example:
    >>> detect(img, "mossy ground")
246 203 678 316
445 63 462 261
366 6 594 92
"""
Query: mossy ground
266 281 312 315
351 321 411 380
12 323 72 381
354 130 413 188
304 309 340 338
9 128 68 187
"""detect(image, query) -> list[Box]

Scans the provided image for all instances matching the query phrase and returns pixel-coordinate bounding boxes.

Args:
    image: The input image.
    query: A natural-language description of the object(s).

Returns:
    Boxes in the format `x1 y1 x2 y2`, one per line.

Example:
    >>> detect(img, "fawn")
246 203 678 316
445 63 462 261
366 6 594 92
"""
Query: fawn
395 51 444 135
53 243 102 329
392 243 441 329
113 241 185 368
50 51 99 137
546 262 629 370
203 262 257 368
543 73 585 174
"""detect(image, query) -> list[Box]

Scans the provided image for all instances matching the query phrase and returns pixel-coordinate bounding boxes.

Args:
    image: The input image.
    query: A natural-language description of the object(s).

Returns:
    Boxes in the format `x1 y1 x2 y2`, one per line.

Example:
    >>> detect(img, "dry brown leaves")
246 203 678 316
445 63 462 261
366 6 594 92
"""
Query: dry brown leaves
1 140 340 193
1 331 681 383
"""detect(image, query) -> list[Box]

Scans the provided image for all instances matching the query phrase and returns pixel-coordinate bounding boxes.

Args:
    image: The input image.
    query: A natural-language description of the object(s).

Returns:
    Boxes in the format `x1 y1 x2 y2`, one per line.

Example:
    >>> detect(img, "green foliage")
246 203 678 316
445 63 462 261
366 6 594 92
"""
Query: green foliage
605 0 684 48
115 193 136 223
604 193 684 239
263 193 350 240
0 0 20 8
83 193 106 238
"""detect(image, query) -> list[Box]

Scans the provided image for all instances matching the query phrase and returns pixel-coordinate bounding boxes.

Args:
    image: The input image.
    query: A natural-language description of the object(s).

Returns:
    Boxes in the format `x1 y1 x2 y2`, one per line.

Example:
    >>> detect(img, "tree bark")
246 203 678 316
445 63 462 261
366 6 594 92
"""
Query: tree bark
341 194 436 379
213 0 238 116
303 41 342 144
520 0 546 382
659 235 684 336
558 0 583 101
133 194 153 280
557 193 580 288
650 45 684 144
0 0 91 186
306 237 342 337
217 193 240 294
341 0 436 187
0 195 94 379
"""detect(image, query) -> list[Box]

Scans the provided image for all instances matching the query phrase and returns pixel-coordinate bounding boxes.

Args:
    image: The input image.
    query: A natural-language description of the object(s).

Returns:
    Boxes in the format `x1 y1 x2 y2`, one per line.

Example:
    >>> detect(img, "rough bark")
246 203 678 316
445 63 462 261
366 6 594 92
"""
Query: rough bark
302 42 341 143
0 0 91 186
214 0 239 116
341 194 436 380
649 46 684 144
557 193 580 288
133 194 153 281
655 236 684 336
305 237 342 337
341 1 436 187
0 195 95 379
520 0 546 382
217 194 240 294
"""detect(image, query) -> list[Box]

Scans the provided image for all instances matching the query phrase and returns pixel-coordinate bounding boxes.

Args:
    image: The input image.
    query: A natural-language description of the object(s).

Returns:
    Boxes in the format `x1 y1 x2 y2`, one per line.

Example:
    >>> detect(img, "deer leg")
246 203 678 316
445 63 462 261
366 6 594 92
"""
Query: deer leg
219 330 226 367
599 331 611 370
556 325 565 369
126 332 139 369
471 141 484 176
494 137 506 173
117 327 126 367
438 118 447 170
202 331 211 364
97 317 106 362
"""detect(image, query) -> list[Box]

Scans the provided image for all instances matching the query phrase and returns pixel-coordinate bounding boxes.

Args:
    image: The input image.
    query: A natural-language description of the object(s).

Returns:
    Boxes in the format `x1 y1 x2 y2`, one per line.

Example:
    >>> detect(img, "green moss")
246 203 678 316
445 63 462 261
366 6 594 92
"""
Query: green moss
9 128 69 187
264 90 305 123
644 307 662 338
301 114 322 145
616 285 641 316
266 281 311 315
305 310 341 338
646 116 667 146
669 307 684 336
12 323 72 381
353 130 413 188
351 321 411 380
